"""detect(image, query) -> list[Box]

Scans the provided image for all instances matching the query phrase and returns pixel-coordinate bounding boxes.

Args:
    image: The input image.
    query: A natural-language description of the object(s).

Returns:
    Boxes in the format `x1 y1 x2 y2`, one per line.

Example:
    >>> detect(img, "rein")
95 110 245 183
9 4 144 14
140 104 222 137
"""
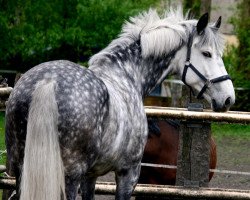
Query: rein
181 30 231 99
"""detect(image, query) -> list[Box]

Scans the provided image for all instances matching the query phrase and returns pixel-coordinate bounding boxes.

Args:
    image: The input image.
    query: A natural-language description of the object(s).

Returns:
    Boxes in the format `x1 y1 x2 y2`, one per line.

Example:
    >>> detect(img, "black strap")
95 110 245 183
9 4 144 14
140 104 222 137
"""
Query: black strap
186 29 195 61
182 62 207 89
181 63 189 85
182 29 194 86
182 60 231 99
196 75 231 99
197 82 210 99
182 63 195 98
211 75 231 84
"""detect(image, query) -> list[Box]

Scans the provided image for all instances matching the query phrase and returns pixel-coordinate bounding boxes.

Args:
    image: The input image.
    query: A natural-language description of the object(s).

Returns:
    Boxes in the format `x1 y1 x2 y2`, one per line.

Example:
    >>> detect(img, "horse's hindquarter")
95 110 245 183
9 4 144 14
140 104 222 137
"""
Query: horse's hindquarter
6 59 147 179
5 60 109 172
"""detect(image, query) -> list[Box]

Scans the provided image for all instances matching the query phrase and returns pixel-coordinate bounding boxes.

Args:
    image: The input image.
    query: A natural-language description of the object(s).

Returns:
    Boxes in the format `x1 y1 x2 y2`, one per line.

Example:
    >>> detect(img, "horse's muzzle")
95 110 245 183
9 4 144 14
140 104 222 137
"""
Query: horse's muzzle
212 96 233 112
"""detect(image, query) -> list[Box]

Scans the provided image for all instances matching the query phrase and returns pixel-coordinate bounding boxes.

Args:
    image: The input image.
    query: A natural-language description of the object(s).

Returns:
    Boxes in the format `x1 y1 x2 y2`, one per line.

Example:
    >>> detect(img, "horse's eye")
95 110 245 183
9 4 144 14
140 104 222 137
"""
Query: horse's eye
202 51 212 58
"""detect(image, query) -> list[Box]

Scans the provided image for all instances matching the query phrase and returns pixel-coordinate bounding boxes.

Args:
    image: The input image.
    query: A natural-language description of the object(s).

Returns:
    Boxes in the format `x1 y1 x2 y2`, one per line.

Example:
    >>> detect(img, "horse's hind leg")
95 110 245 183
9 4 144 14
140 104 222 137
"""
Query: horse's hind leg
65 175 81 200
115 164 141 200
80 176 97 200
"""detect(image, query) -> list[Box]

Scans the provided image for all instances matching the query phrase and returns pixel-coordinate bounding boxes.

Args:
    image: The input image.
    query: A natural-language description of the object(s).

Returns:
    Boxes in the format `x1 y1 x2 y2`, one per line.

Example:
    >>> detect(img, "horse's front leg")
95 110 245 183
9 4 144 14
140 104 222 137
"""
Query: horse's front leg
115 164 141 200
80 176 97 200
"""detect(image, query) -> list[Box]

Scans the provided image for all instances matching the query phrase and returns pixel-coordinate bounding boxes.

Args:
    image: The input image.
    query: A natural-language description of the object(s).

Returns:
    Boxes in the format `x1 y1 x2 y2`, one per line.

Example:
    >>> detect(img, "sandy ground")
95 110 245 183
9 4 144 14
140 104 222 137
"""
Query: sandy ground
209 136 250 190
2 134 249 200
91 135 250 200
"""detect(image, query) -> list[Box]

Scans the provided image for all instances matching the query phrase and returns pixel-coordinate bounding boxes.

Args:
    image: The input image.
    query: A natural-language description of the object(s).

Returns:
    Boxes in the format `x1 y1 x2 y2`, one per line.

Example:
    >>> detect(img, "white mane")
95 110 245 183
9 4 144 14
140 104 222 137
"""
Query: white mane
89 7 224 65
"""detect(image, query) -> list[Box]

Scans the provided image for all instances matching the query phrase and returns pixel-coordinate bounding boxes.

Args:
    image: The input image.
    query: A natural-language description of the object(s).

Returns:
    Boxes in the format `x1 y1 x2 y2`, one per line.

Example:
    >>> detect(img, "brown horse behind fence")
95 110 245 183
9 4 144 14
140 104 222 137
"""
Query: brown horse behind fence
139 119 217 186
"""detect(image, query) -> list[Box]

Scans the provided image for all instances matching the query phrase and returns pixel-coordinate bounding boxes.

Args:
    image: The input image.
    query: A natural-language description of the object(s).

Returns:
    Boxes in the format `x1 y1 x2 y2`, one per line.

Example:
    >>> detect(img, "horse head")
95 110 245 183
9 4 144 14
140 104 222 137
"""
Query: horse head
174 13 235 112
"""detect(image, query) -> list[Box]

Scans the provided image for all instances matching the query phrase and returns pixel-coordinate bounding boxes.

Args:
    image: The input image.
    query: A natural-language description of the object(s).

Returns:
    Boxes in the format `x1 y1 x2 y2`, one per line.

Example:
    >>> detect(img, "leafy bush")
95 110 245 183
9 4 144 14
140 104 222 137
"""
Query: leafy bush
223 44 250 111
228 0 250 89
0 0 159 71
223 0 250 111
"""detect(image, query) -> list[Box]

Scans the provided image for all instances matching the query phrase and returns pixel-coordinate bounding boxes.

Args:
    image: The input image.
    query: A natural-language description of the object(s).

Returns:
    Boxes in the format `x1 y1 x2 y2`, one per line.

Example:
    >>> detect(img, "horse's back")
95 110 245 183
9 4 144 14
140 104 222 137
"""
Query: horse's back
5 60 109 167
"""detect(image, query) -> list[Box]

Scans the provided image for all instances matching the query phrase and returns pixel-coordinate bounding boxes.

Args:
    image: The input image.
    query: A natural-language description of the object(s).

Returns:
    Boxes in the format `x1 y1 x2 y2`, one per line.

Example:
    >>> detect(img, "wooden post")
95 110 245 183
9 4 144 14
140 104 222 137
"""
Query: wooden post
200 0 211 17
176 119 211 187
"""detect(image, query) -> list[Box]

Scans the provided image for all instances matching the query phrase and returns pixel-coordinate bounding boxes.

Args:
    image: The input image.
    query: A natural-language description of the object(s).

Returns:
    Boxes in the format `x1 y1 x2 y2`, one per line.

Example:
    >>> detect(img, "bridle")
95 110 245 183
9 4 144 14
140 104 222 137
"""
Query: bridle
181 30 231 99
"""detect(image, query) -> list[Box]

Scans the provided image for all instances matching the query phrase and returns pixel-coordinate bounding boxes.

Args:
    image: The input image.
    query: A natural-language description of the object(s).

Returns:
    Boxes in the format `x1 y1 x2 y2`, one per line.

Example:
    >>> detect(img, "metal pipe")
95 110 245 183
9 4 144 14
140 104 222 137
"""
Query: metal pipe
145 106 250 124
0 87 12 97
0 165 6 173
141 163 250 176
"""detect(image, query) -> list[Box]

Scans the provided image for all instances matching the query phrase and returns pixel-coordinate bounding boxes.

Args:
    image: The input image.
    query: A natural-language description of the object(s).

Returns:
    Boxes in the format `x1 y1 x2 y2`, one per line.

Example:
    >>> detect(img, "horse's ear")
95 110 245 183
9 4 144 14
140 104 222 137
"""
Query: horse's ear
197 13 209 35
214 16 222 29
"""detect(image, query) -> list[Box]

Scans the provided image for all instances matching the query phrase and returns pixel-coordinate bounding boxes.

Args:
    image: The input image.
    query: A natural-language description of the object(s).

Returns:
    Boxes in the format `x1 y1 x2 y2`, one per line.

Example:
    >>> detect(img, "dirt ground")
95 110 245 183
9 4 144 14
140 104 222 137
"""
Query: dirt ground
209 136 250 190
1 135 249 200
91 135 250 200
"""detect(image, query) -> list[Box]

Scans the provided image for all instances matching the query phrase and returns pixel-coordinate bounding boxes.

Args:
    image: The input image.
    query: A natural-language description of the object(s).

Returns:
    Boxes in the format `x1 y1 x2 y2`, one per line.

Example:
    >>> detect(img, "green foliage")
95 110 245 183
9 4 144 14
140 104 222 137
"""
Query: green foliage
0 0 66 70
183 0 201 18
212 123 250 139
223 45 239 84
222 0 250 111
0 0 159 71
229 0 250 89
223 46 250 111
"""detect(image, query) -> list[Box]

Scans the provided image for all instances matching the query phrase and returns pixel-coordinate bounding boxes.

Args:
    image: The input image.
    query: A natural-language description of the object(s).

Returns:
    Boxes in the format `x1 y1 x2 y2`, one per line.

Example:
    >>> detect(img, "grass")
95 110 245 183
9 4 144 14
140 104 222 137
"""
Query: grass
212 123 250 139
211 122 250 153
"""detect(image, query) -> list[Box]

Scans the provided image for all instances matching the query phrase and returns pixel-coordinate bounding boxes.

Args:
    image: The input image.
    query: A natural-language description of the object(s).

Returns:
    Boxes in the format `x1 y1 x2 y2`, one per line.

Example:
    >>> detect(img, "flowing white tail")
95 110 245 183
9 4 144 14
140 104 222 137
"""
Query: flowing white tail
20 79 66 200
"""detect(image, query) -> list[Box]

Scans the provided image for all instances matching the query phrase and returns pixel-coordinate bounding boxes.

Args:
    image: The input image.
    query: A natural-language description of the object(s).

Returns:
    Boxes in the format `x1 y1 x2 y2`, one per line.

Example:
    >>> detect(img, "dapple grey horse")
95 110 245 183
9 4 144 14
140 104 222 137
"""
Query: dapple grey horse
5 8 235 200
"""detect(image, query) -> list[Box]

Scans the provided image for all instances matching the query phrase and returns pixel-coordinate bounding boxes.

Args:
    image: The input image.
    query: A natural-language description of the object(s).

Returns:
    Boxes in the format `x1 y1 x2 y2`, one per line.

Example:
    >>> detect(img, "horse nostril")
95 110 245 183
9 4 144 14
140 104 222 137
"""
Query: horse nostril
225 97 231 107
212 99 217 109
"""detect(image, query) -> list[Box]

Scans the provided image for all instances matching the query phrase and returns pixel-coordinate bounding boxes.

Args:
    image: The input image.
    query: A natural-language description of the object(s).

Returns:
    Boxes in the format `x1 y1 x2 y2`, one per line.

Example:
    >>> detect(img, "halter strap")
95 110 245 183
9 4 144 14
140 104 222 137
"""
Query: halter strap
185 30 194 62
196 75 231 99
182 30 231 99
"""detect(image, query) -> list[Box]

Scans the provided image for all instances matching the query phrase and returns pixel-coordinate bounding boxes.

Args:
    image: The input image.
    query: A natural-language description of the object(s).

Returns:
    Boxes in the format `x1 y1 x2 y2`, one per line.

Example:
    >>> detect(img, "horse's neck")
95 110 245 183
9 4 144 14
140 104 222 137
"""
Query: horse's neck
89 41 143 94
140 52 178 97
137 42 184 97
89 41 181 98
